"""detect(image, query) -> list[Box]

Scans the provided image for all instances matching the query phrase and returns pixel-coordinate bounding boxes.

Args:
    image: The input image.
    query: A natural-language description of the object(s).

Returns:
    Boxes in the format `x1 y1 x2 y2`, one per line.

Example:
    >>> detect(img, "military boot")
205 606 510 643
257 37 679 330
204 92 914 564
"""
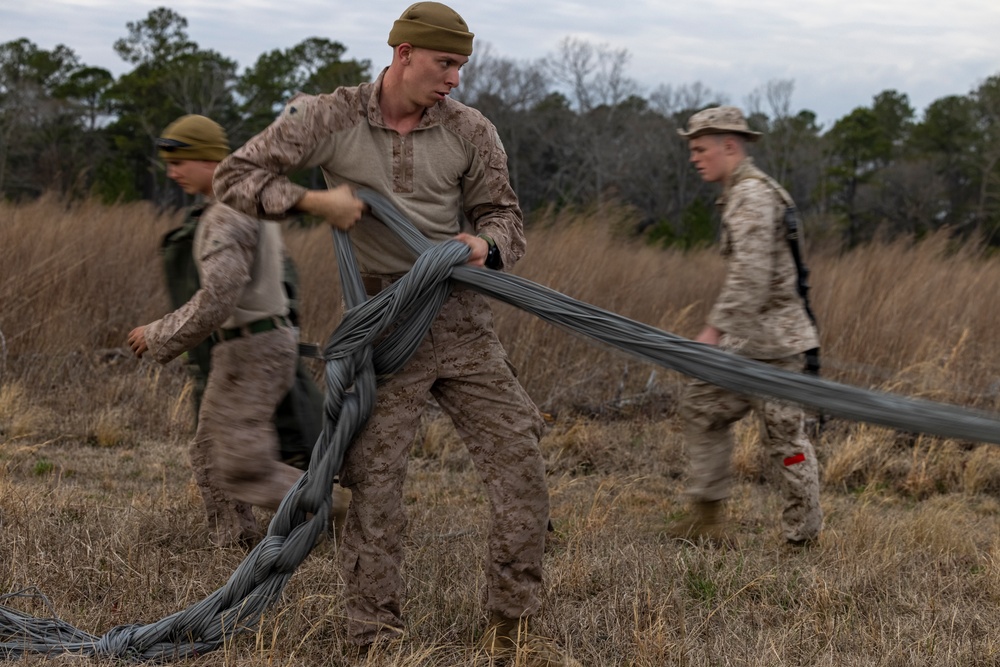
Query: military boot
667 500 735 547
480 613 581 667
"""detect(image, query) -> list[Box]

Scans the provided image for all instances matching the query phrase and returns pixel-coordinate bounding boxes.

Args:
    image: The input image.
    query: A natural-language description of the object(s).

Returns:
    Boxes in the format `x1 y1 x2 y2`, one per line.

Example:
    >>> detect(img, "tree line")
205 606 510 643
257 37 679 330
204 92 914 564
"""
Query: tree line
3 6 1000 247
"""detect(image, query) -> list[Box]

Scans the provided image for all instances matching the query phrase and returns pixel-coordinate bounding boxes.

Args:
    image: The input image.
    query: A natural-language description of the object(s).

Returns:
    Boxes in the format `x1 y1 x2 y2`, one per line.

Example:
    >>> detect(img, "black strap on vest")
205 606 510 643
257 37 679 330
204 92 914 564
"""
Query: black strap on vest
781 205 821 376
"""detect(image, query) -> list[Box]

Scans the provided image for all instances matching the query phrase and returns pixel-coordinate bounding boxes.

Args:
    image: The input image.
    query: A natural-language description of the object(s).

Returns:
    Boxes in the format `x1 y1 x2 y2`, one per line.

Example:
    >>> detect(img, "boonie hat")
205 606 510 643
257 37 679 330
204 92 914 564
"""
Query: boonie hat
388 2 474 56
157 114 230 162
677 106 762 142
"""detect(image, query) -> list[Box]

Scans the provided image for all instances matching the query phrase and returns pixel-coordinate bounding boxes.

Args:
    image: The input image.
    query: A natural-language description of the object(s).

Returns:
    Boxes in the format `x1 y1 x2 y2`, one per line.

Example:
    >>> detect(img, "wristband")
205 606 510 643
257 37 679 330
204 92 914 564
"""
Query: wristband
479 234 502 270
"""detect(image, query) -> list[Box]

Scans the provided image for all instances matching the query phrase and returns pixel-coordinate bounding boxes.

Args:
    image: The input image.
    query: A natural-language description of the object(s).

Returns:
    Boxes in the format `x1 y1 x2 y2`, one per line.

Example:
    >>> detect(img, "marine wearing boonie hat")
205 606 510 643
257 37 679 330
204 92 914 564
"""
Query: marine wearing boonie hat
157 114 230 162
387 2 475 56
677 105 762 142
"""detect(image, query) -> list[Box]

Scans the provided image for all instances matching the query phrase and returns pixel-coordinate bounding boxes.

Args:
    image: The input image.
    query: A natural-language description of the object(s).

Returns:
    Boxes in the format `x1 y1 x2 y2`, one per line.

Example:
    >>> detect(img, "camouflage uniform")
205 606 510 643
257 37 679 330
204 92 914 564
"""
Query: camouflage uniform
161 207 325 470
144 200 303 547
681 157 823 543
215 69 549 646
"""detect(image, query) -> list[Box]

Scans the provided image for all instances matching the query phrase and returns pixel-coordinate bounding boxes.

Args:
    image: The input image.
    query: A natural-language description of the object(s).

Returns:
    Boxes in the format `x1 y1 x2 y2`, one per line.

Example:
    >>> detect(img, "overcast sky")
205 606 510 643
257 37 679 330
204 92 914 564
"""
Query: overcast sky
3 0 999 128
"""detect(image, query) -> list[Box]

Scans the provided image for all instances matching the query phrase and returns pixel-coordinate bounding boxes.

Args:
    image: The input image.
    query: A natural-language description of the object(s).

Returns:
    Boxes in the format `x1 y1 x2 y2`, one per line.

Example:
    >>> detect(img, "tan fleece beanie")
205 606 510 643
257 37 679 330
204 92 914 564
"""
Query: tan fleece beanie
157 114 230 162
387 2 474 56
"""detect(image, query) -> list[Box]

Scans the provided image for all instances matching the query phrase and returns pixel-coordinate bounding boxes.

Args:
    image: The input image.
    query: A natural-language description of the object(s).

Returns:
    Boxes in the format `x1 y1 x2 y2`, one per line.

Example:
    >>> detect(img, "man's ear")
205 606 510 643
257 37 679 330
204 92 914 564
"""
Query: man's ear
397 43 413 64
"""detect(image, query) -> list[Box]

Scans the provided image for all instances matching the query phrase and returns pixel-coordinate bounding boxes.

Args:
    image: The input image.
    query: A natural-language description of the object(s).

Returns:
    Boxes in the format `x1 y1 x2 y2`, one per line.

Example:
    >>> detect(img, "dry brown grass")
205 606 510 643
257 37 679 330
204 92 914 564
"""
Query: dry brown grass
3 197 1000 665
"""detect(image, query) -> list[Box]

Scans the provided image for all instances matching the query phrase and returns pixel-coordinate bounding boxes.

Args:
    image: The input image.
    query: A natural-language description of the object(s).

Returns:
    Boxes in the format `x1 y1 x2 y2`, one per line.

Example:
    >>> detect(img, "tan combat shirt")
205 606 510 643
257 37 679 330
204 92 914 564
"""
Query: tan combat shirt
213 68 526 275
144 201 289 364
708 158 820 359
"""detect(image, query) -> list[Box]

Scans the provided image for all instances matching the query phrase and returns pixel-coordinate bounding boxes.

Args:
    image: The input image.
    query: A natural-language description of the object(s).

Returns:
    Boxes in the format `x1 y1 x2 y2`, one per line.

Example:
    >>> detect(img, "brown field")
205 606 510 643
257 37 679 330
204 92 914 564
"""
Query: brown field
2 196 1000 666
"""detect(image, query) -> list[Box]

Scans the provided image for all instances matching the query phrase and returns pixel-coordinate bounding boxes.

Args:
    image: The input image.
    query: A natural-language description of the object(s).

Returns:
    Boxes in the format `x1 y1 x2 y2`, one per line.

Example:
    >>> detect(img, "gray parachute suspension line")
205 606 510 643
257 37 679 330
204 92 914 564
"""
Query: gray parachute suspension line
354 189 1000 445
5 188 1000 661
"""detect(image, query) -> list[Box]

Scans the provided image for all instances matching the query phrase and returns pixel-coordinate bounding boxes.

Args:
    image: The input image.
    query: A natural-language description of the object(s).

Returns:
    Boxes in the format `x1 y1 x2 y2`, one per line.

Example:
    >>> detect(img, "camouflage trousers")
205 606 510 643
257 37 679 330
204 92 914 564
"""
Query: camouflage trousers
190 326 302 546
338 286 548 646
679 354 823 543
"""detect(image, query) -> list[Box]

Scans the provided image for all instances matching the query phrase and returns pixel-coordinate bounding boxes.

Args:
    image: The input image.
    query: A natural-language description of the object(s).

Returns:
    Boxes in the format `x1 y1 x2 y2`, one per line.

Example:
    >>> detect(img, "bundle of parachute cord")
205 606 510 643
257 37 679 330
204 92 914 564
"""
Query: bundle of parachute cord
3 189 1000 660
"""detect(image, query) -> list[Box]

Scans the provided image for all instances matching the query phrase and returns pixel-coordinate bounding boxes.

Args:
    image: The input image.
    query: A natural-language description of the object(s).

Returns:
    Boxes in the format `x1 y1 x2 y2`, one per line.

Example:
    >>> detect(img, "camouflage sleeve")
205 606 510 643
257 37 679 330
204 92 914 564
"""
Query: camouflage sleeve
707 180 777 335
461 116 525 270
214 94 335 220
144 207 257 363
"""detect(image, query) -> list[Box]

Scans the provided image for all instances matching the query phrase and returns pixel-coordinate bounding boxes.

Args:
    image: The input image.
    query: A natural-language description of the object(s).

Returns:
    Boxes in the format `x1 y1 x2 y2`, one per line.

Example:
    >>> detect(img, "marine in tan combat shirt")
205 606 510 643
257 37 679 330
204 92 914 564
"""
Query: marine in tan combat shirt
127 115 349 549
213 4 579 665
670 105 824 547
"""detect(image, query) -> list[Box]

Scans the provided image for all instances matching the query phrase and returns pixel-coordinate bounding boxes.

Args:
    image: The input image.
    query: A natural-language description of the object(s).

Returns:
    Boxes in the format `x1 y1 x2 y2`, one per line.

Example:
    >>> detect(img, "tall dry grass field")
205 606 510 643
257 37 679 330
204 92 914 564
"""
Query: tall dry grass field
2 197 1000 666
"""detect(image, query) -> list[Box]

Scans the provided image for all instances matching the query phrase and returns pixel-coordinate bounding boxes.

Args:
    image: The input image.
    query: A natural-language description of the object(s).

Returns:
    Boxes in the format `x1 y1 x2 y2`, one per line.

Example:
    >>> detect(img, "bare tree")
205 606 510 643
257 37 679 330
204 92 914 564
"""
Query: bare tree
650 81 726 117
543 37 638 113
536 38 644 204
746 79 795 182
744 79 825 212
452 42 546 111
